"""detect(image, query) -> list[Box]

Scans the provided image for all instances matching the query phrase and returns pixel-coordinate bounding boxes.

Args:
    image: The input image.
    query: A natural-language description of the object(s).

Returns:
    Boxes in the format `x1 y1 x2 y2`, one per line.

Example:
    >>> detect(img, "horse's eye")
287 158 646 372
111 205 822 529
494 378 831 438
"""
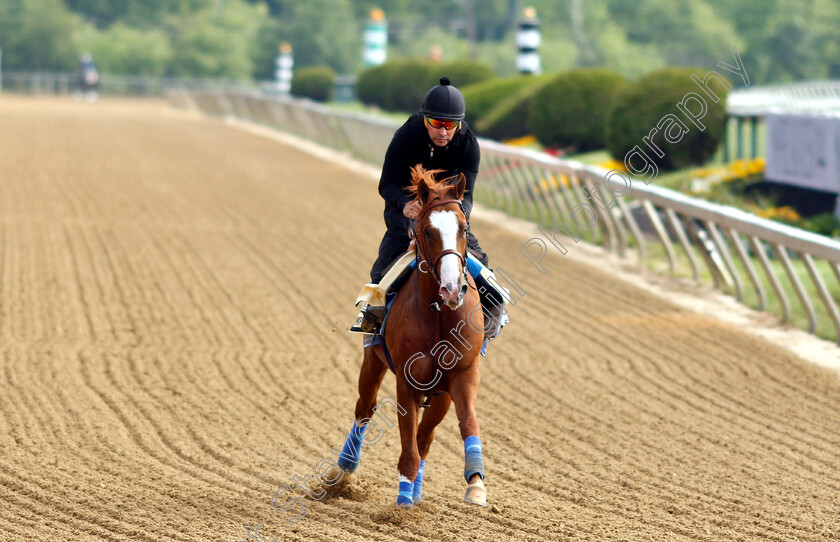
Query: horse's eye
424 229 432 239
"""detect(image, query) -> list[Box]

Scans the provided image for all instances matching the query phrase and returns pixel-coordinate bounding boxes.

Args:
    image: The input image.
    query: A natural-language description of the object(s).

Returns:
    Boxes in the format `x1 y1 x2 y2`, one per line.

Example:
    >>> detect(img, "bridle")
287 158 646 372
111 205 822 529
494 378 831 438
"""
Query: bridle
411 198 471 311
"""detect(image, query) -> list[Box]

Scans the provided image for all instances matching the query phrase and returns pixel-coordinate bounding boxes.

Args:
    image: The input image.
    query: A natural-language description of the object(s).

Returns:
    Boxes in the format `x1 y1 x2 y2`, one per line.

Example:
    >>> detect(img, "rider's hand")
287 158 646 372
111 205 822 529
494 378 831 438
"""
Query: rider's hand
403 200 421 219
407 239 416 251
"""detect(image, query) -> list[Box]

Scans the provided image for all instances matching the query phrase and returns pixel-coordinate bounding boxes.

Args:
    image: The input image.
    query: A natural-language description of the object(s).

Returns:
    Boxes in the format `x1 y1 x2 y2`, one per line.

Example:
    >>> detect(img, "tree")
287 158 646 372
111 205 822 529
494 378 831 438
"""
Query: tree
64 0 130 28
276 0 361 73
65 0 214 29
351 0 413 22
0 0 82 71
167 0 268 79
77 23 173 76
752 0 840 82
605 0 743 68
3 0 838 85
250 16 286 80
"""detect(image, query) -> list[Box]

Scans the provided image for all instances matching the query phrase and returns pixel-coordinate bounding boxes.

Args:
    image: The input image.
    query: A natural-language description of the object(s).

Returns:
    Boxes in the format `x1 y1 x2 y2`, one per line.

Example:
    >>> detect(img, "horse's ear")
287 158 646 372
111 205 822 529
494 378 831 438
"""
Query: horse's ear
454 173 466 200
417 177 431 204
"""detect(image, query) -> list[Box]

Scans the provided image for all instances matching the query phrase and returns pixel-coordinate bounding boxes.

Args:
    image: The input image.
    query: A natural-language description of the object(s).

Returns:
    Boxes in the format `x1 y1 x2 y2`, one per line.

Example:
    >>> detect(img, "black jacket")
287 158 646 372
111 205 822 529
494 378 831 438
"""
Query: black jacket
378 112 480 230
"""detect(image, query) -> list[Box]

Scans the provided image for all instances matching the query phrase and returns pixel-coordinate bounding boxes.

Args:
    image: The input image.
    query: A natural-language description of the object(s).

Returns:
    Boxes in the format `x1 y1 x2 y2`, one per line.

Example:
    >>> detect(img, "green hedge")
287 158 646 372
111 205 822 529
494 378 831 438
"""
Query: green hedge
355 59 493 113
528 68 627 151
356 63 390 108
606 67 728 171
290 66 336 102
384 59 439 112
437 59 494 90
462 75 541 128
475 74 556 141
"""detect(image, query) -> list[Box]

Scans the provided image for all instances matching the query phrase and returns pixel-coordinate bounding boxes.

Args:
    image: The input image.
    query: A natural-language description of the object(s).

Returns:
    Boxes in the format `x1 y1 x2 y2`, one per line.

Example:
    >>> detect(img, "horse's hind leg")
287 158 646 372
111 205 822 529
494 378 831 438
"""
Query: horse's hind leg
338 346 388 473
412 393 452 503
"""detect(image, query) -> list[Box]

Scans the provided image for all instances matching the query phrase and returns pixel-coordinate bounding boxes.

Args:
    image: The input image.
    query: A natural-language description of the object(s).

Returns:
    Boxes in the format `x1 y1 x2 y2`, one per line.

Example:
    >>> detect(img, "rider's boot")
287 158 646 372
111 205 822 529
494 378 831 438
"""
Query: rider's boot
349 251 416 335
468 256 511 341
349 303 387 334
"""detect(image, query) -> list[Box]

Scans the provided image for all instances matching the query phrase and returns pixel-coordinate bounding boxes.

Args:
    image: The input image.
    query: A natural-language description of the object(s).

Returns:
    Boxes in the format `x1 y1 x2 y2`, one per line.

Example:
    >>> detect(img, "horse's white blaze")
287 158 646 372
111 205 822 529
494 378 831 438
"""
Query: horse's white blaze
428 210 461 289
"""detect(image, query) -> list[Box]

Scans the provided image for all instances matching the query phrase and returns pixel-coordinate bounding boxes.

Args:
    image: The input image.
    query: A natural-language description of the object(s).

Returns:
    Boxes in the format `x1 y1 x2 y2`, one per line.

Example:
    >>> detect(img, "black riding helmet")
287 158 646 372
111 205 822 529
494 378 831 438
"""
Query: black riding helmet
422 77 465 121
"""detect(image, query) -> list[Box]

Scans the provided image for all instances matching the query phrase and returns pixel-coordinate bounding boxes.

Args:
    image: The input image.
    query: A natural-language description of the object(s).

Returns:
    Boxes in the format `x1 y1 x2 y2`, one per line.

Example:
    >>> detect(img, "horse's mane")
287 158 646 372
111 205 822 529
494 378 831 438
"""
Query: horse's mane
405 165 461 202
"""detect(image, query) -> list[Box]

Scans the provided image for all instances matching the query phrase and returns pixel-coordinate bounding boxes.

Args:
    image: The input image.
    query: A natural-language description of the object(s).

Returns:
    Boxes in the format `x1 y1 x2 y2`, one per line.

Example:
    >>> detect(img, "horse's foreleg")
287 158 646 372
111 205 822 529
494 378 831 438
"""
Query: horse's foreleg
338 346 387 474
395 381 422 507
447 368 486 506
412 393 452 503
353 346 388 420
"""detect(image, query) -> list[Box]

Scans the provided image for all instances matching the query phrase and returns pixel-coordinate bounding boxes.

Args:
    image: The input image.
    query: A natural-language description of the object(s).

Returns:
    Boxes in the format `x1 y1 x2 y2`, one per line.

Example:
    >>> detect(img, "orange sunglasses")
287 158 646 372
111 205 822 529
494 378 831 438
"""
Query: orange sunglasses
425 116 461 131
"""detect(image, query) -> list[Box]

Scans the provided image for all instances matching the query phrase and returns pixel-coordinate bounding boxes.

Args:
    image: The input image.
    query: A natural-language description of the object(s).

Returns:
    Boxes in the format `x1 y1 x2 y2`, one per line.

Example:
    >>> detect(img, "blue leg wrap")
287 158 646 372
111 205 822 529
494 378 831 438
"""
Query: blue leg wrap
337 420 368 473
397 479 414 507
464 435 485 482
412 460 425 503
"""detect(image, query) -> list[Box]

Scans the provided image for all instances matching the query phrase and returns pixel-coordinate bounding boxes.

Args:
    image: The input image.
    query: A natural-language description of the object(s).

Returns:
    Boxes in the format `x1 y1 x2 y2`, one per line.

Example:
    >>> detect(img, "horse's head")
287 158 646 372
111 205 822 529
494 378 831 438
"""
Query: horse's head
408 166 469 310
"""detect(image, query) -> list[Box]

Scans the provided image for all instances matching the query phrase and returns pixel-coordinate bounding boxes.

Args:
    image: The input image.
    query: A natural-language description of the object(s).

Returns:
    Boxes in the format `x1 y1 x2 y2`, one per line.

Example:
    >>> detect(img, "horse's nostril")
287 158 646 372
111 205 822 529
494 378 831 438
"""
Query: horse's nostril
460 284 468 297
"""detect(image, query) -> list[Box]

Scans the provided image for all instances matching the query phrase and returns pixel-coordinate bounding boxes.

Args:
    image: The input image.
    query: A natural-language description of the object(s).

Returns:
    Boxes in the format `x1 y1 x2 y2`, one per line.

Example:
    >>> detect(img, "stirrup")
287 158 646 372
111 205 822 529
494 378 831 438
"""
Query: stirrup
348 303 386 334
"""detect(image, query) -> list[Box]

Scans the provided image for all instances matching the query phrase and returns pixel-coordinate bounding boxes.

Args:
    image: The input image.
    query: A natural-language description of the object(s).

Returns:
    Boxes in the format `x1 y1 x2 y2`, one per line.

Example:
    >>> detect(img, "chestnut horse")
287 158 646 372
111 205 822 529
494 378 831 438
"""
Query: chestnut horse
338 166 487 508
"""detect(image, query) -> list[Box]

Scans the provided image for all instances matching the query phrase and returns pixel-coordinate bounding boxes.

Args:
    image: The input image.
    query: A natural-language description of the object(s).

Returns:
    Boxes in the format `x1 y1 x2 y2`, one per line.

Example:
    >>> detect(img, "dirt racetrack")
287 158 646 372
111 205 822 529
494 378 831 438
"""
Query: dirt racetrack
0 96 839 542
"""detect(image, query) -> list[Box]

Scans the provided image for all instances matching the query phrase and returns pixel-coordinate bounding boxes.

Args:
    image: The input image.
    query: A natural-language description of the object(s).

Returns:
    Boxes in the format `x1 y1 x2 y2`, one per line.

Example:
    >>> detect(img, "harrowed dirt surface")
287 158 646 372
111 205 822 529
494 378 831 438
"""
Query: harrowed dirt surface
0 95 838 542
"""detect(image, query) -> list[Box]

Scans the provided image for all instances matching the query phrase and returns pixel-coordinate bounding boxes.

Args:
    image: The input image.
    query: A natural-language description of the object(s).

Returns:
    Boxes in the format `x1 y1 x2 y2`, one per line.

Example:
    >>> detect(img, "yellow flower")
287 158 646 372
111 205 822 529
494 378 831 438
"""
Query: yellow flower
745 158 765 175
598 159 626 172
503 135 538 146
757 206 801 222
777 206 801 221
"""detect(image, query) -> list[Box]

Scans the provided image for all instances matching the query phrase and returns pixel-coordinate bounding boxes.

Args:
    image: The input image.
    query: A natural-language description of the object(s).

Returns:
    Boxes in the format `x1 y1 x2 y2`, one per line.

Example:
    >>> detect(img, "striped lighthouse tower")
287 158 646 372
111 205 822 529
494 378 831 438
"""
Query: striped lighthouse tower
363 9 388 67
516 7 541 75
276 42 293 94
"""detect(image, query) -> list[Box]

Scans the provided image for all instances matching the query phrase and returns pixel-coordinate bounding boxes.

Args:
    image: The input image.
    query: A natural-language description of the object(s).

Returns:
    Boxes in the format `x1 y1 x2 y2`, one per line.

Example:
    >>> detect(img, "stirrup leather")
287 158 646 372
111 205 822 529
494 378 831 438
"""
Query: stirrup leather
350 251 416 334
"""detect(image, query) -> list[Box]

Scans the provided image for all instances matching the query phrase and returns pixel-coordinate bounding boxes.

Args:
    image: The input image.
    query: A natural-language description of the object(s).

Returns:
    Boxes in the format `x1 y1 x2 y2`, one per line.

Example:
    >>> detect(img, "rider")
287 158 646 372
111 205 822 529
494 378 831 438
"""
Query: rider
350 76 501 335
78 53 100 102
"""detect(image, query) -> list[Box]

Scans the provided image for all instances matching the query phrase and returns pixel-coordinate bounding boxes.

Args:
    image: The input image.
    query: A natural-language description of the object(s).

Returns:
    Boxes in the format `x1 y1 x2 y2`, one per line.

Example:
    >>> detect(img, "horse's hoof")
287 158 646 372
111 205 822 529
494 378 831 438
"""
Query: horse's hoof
464 478 486 507
396 495 414 508
337 458 360 474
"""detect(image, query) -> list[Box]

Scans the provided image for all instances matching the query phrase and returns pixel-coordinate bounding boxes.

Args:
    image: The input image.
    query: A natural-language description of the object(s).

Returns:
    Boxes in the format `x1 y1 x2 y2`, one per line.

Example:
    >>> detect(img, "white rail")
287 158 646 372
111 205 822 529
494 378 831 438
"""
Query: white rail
172 88 840 344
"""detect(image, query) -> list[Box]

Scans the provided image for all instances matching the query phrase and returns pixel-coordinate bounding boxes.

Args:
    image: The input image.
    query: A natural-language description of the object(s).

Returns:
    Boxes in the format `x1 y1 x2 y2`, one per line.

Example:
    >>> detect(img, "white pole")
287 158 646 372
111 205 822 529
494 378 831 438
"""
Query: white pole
275 42 293 94
516 7 541 75
362 9 388 67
